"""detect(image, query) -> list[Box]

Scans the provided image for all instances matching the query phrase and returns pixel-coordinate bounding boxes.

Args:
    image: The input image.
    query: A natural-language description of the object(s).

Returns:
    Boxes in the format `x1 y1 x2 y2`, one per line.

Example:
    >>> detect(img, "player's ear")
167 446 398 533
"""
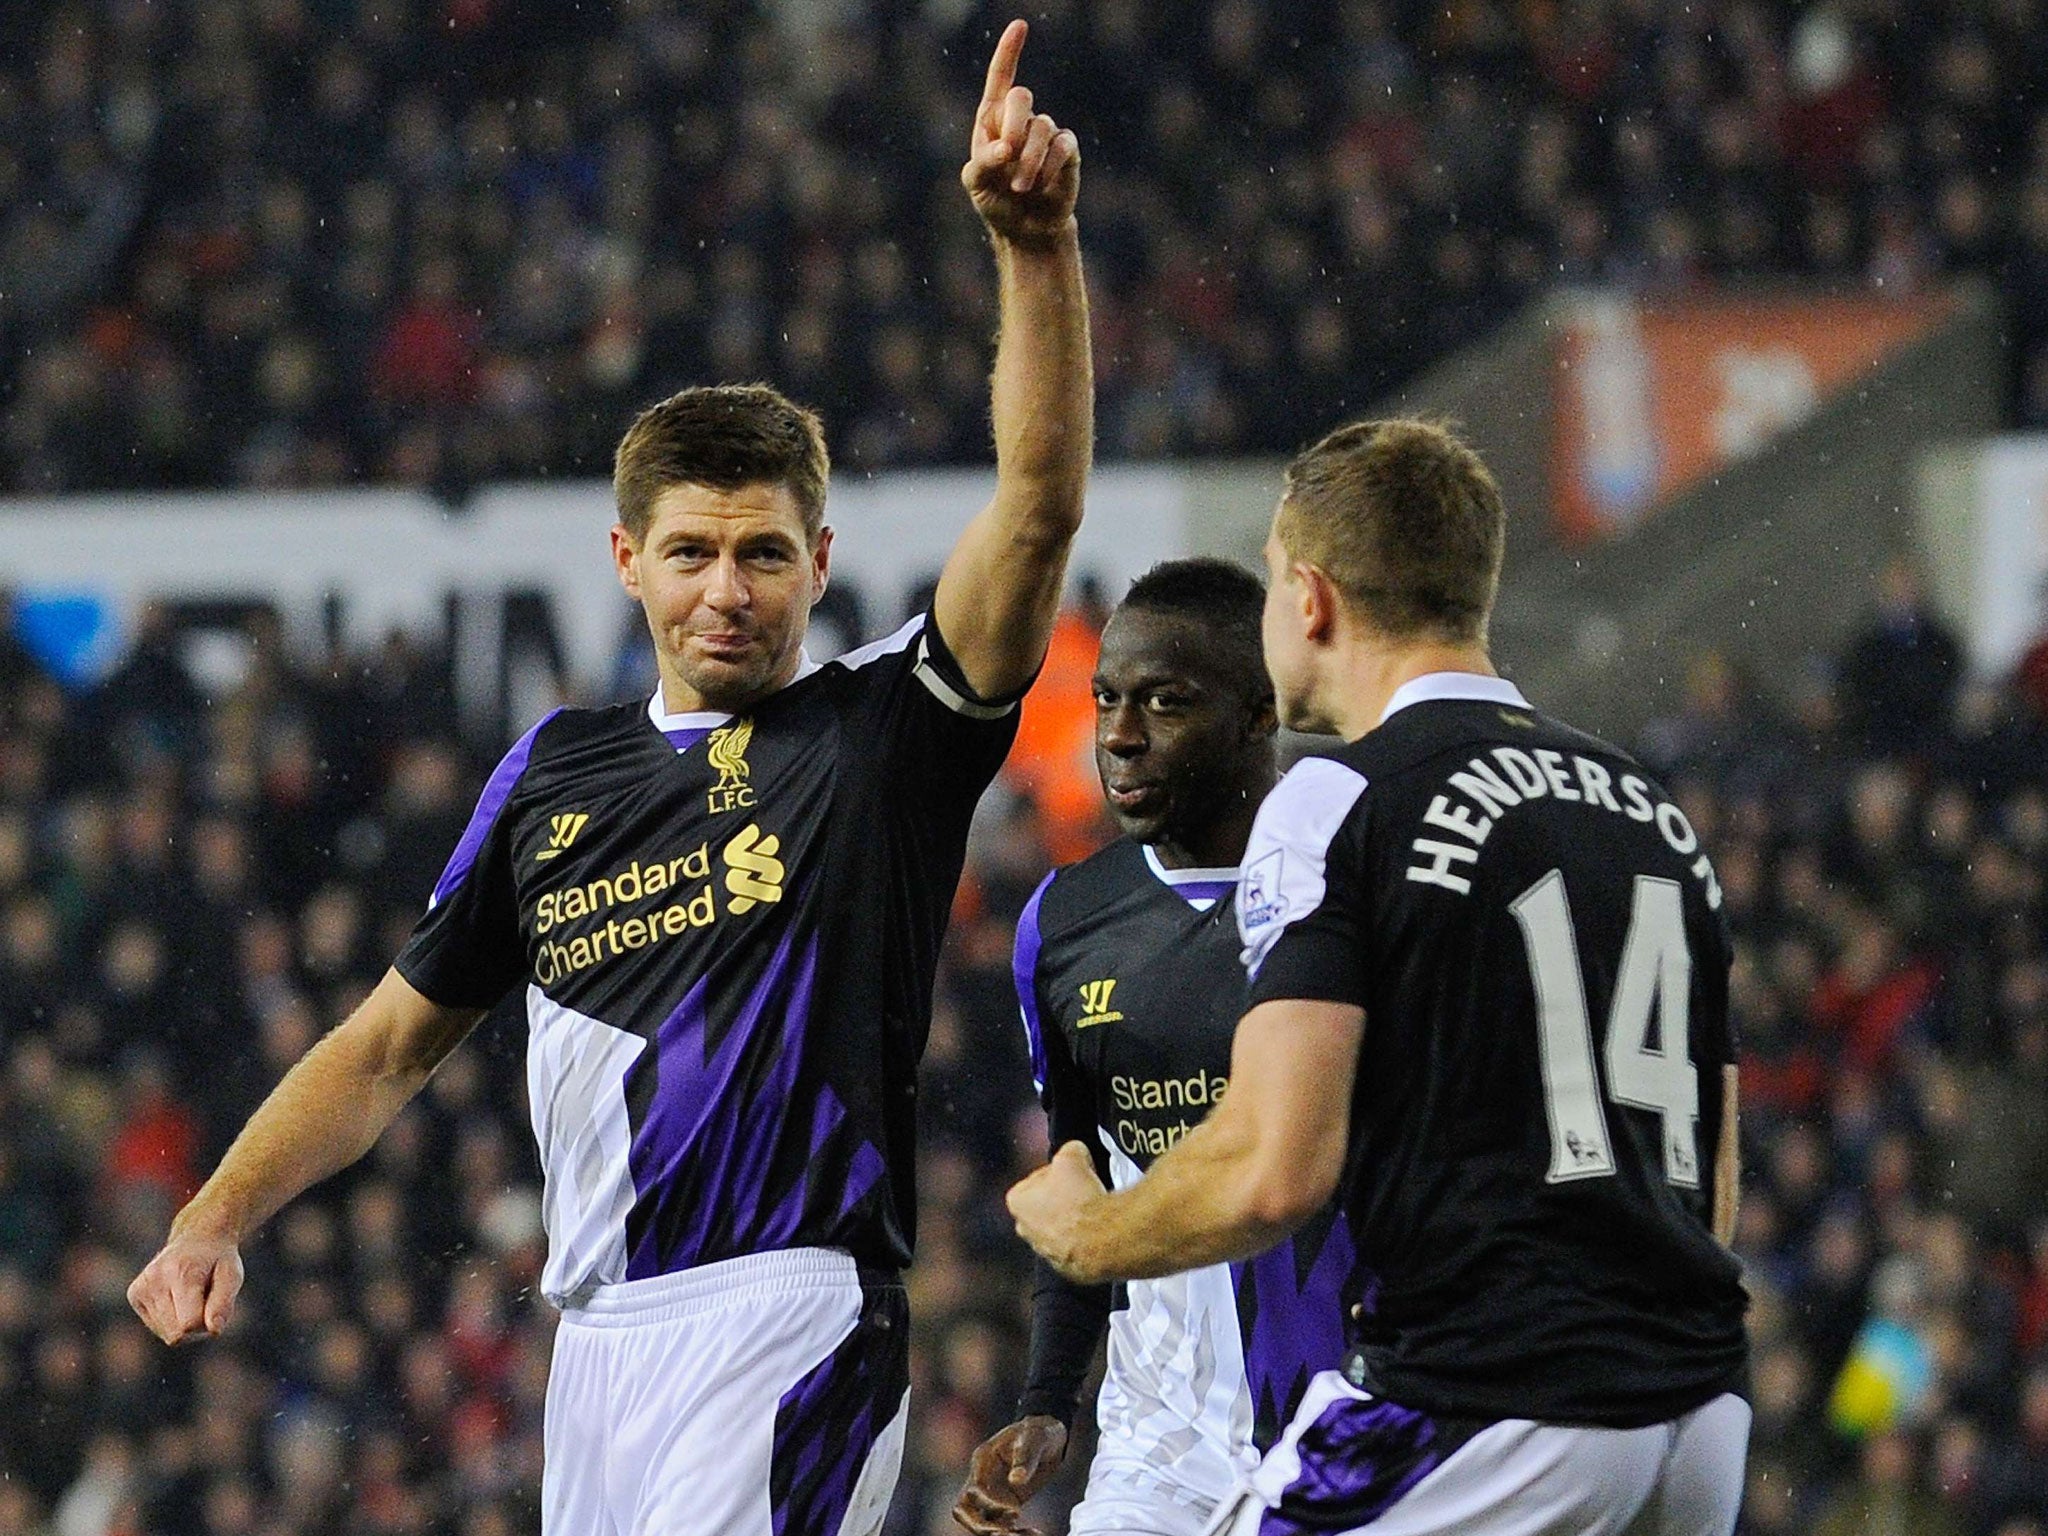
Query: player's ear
611 524 642 600
809 525 834 601
1300 563 1338 644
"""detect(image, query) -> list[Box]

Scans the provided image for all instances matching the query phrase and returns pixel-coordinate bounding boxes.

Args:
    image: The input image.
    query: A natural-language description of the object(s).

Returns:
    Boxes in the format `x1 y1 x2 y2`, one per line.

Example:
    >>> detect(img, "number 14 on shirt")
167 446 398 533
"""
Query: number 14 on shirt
1510 870 1702 1190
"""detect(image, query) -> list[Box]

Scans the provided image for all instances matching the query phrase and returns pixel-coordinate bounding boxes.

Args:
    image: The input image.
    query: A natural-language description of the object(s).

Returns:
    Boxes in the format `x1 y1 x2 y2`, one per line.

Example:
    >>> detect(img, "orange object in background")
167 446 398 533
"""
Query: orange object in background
1551 292 1955 543
1005 606 1111 865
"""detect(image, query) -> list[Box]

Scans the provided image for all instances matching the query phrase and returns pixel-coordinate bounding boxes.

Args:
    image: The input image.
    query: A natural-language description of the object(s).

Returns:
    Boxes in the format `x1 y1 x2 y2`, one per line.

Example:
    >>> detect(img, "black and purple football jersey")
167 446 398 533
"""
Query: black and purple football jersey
1239 673 1749 1428
1014 836 1362 1498
396 613 1017 1304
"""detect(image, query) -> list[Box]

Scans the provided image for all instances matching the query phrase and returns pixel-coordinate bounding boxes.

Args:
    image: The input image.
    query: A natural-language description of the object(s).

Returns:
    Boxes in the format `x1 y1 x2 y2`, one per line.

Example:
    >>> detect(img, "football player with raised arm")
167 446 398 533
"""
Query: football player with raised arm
129 22 1089 1536
955 561 1359 1536
1010 421 1750 1536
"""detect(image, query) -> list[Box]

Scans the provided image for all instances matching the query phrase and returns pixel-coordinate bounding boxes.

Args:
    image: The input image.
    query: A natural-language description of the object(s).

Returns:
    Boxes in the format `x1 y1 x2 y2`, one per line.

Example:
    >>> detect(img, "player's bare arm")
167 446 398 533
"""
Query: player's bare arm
127 968 482 1344
934 18 1092 701
1713 1065 1740 1247
1008 1000 1361 1285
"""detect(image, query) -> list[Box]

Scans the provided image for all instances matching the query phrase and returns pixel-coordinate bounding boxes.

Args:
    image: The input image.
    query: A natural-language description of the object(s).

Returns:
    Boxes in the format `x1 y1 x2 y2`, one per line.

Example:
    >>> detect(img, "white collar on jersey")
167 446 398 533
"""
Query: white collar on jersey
1142 843 1240 911
646 649 822 733
1379 671 1530 725
1142 844 1241 887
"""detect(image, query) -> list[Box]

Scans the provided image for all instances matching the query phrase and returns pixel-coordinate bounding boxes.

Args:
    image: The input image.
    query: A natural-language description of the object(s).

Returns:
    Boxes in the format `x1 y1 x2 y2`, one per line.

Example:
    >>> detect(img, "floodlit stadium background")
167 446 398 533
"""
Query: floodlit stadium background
4 3 2048 1534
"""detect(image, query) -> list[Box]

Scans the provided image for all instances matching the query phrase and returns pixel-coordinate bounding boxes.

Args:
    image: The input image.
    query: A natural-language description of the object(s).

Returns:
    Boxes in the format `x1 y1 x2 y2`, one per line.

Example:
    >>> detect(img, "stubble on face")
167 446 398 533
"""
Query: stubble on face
627 482 827 714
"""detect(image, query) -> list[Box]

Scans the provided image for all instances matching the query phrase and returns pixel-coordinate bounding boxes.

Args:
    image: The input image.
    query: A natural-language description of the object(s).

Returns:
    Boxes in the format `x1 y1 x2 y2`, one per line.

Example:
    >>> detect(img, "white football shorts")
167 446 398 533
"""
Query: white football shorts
1067 1434 1228 1536
1207 1371 1750 1536
542 1247 909 1536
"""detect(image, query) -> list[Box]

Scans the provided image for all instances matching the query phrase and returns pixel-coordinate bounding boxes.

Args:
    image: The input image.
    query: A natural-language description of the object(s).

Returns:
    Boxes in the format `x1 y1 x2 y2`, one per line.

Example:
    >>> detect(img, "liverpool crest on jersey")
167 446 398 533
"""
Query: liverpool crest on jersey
705 719 757 813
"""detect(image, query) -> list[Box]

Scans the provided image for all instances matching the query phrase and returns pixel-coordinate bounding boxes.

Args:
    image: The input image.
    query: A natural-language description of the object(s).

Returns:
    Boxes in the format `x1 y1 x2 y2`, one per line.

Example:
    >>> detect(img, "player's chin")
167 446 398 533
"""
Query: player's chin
679 650 777 710
1108 802 1171 843
1279 693 1336 736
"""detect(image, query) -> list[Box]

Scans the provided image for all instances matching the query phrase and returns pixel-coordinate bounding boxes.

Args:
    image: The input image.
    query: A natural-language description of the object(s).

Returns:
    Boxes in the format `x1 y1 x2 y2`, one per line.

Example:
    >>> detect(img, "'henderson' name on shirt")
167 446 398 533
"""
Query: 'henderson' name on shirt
1405 735 1723 907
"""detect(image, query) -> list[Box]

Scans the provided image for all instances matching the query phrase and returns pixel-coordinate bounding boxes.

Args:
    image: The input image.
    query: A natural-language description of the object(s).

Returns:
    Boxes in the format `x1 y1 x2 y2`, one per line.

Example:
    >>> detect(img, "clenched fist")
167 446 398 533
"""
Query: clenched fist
953 1414 1069 1535
129 1223 244 1345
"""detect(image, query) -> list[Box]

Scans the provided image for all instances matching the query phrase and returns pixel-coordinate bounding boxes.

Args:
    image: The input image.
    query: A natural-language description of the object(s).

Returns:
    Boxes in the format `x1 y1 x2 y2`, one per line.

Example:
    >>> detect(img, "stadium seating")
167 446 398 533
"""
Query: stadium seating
3 1 2048 495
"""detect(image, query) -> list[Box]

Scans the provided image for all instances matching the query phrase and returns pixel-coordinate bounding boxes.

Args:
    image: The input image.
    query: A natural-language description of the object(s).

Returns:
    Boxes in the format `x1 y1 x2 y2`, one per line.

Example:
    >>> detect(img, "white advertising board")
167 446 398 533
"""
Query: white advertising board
1971 438 2048 672
1919 436 2048 675
0 466 1191 691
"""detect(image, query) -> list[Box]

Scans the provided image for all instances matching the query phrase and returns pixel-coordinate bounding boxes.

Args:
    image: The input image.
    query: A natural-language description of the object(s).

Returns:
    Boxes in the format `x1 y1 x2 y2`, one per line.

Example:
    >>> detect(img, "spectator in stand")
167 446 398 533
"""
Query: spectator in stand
2013 585 2048 725
1001 585 1112 866
1813 1429 1966 1536
1838 560 1965 760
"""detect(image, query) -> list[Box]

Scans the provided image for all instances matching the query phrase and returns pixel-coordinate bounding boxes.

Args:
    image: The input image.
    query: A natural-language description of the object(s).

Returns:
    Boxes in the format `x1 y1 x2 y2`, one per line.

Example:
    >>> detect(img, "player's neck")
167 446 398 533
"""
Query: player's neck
1148 768 1274 871
654 654 802 718
655 668 717 718
1155 798 1261 872
1325 636 1496 741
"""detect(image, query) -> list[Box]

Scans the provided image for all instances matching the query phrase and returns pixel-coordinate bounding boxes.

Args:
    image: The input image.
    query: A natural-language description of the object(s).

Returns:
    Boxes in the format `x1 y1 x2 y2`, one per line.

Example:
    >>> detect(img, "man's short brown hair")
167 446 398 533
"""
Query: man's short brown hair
1276 417 1505 645
613 384 830 544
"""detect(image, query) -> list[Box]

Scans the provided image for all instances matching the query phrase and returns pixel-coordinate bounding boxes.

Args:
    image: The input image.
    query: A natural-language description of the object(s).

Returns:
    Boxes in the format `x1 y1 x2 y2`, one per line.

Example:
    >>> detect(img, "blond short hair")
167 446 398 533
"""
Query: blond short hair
1276 418 1505 645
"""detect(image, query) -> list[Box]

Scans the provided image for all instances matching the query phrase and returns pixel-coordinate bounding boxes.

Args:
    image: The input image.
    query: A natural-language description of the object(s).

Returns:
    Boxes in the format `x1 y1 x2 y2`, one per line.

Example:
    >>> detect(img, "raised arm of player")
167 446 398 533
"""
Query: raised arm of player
935 18 1092 701
127 968 481 1345
1007 999 1362 1285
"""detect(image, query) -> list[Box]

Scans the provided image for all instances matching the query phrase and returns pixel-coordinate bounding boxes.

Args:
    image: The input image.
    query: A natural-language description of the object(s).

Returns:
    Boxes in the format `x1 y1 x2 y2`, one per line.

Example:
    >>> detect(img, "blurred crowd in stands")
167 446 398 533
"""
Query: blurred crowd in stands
6 0 2048 495
1633 567 2048 1536
1 563 2046 1535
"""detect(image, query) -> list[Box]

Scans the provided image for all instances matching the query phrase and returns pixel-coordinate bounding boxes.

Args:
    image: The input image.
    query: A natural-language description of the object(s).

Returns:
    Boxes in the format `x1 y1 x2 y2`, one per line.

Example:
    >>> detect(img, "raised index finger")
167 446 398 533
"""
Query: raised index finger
981 19 1028 111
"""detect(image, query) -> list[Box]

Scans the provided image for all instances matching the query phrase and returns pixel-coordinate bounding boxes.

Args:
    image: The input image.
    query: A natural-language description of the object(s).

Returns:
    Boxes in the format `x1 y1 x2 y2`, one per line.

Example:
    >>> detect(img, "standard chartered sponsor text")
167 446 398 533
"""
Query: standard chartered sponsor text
535 844 715 933
532 830 781 986
1110 1070 1229 1158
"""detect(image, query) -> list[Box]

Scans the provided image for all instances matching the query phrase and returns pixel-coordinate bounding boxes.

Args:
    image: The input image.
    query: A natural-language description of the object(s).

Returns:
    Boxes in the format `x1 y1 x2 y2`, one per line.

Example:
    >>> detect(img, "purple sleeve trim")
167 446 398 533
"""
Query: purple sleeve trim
428 708 561 908
1013 871 1056 1094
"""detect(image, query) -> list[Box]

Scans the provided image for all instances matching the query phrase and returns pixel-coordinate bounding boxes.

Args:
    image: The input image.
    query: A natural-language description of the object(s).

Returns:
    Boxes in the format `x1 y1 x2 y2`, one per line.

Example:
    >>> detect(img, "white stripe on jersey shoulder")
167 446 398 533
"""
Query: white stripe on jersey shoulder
1142 844 1240 887
832 613 927 671
1379 671 1530 724
818 611 1014 719
1238 757 1370 977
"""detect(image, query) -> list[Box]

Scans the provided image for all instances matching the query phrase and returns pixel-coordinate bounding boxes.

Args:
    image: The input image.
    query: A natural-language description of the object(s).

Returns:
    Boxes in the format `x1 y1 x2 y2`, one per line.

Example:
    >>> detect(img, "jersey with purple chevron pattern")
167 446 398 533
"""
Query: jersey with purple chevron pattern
396 613 1017 1306
1019 835 1368 1472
